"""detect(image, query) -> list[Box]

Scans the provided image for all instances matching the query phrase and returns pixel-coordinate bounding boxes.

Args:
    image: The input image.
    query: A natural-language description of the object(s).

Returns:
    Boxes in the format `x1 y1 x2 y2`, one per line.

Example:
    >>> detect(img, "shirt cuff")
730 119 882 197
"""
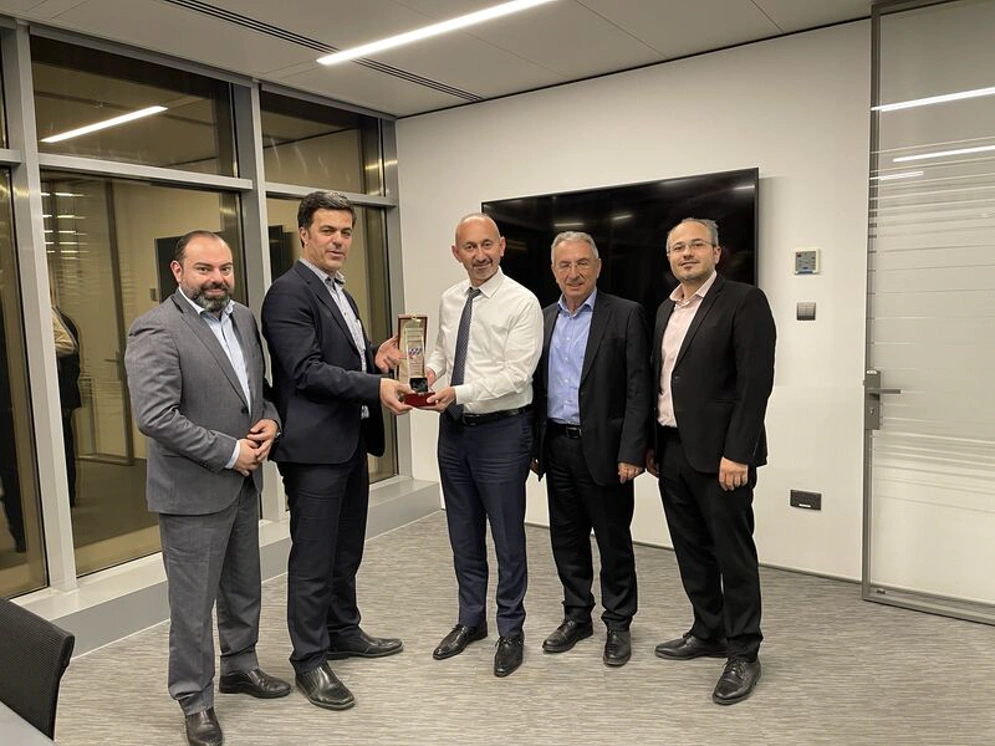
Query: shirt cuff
224 441 240 470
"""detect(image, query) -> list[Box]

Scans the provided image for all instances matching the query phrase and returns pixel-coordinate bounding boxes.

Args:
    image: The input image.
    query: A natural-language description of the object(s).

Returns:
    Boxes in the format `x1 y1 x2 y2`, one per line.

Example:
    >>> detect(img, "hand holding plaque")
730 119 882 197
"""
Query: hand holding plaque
397 314 432 407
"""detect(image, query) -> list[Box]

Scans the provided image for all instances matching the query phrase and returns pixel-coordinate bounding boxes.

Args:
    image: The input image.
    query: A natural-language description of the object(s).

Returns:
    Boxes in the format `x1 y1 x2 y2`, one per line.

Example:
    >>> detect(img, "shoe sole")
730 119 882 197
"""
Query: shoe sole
603 653 631 667
712 670 761 706
655 647 727 660
493 661 522 677
326 643 404 660
542 627 594 654
218 681 291 698
296 683 356 711
432 632 488 660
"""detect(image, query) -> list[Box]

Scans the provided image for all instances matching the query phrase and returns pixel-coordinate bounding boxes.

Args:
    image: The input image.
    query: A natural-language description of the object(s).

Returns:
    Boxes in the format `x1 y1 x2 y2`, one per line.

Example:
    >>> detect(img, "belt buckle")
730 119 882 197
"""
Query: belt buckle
565 425 581 438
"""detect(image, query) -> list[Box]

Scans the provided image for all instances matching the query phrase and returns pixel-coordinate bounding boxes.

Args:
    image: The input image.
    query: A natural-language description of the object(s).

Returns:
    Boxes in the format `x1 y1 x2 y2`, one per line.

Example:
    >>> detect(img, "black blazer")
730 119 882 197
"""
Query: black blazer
261 262 385 464
534 291 652 487
651 274 776 473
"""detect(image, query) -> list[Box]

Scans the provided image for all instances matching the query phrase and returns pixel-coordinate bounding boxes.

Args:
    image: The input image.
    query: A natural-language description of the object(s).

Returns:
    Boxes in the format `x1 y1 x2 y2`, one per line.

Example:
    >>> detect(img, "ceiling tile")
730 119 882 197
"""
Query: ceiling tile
575 0 780 57
753 0 870 33
277 63 465 116
0 0 53 14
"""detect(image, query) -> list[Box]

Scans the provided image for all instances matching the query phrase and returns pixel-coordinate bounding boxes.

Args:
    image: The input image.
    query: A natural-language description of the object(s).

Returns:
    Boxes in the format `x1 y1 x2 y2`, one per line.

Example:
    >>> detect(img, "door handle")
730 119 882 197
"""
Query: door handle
866 387 901 395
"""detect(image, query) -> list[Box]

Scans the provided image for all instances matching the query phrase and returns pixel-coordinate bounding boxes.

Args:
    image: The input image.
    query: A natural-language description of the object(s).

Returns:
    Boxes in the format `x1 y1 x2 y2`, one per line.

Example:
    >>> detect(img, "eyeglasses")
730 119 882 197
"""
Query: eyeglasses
667 239 715 254
554 258 595 272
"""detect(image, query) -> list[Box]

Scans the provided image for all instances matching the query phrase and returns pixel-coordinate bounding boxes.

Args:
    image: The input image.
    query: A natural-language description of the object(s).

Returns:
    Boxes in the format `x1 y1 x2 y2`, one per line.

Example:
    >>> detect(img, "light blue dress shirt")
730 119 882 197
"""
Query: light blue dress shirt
547 289 597 426
177 289 250 468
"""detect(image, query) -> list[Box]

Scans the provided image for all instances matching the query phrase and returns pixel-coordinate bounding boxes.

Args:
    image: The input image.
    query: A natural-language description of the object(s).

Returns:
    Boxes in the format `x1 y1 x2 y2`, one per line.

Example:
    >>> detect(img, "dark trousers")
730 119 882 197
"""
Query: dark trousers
545 429 636 629
280 443 369 674
62 409 76 507
159 478 261 715
657 425 762 661
438 412 532 638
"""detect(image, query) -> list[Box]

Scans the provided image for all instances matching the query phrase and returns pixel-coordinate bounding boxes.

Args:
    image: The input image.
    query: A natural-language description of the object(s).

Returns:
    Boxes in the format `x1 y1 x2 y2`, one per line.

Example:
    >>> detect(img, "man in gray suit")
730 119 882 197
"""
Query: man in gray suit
126 231 290 746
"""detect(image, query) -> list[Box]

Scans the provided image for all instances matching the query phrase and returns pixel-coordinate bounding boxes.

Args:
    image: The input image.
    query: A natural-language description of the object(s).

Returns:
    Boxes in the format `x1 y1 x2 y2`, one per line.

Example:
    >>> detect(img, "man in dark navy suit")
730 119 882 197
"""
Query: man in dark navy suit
262 191 411 711
648 218 776 705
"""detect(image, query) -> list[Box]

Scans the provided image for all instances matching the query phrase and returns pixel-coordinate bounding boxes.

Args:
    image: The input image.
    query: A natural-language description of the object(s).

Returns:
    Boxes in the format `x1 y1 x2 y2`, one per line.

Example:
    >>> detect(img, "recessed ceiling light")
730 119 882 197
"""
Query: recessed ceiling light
41 105 168 144
873 85 995 112
894 145 995 162
871 170 924 180
318 0 559 66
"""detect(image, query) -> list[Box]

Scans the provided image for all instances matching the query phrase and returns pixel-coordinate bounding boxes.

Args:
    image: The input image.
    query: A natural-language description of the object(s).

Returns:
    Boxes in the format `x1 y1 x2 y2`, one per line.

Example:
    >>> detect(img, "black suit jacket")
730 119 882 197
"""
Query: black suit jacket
262 262 385 464
534 291 652 487
652 274 776 473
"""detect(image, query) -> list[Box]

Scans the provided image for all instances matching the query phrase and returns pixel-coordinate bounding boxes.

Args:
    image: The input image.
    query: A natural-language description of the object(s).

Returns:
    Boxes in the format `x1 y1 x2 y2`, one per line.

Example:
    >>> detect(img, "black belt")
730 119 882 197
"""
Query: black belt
547 421 582 439
460 406 531 426
659 424 680 440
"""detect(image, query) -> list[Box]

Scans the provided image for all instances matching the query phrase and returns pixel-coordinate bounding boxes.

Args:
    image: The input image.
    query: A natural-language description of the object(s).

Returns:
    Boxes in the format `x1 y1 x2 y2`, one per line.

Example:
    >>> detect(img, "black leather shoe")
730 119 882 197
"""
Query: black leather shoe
185 707 223 746
433 624 488 660
494 634 524 677
713 658 761 705
542 619 593 653
295 663 355 710
655 632 728 660
327 629 404 659
603 628 631 667
219 667 291 698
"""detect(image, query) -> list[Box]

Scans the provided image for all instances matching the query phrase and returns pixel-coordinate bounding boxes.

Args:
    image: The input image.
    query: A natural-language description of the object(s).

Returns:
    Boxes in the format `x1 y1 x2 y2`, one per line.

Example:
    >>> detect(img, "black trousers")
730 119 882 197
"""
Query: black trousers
657 425 762 660
545 429 636 629
438 412 532 638
280 441 369 674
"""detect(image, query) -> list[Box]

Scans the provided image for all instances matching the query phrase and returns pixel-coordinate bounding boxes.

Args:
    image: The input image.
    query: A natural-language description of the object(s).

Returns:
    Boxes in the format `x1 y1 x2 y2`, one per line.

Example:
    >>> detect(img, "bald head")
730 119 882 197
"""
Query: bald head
451 212 506 287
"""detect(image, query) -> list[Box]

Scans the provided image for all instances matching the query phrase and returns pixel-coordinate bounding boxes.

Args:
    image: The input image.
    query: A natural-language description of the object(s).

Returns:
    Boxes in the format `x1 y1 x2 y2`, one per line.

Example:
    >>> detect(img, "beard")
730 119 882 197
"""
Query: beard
190 283 230 312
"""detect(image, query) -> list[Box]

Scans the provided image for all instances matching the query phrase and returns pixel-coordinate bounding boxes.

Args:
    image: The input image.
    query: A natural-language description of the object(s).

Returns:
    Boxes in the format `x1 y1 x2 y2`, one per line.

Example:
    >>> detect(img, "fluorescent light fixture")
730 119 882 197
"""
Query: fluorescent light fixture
318 0 558 65
611 213 633 222
871 170 924 181
733 184 755 191
41 105 167 144
553 220 585 229
894 145 995 163
873 85 995 112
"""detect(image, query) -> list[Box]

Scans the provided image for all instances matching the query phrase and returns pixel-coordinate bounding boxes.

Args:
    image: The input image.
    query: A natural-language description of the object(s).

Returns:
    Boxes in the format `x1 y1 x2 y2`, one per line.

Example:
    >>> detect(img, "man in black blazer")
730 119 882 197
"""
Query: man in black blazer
647 218 775 705
261 191 412 711
533 231 652 667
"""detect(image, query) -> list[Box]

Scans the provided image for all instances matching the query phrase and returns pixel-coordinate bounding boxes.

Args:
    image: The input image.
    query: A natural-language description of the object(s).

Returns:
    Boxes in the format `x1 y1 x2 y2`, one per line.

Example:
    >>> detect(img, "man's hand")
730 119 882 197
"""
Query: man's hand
425 385 456 412
719 457 749 491
234 438 262 476
380 378 414 415
618 461 643 484
246 418 279 462
645 449 658 478
375 335 402 373
426 368 437 387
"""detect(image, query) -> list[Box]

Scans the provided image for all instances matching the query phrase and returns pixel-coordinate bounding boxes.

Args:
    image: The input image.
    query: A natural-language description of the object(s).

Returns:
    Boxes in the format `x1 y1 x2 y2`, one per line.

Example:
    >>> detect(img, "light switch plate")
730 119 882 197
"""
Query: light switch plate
796 302 816 321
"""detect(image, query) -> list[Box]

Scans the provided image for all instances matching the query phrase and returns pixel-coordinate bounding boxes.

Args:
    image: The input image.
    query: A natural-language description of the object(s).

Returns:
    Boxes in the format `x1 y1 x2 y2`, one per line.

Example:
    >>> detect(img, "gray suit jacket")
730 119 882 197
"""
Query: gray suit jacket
125 290 279 515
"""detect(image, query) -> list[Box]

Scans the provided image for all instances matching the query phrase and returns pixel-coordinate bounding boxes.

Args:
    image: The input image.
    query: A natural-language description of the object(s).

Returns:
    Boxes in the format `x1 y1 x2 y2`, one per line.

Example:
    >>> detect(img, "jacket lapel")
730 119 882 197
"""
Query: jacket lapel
675 274 725 368
580 294 608 386
170 291 248 407
294 262 355 348
542 304 557 387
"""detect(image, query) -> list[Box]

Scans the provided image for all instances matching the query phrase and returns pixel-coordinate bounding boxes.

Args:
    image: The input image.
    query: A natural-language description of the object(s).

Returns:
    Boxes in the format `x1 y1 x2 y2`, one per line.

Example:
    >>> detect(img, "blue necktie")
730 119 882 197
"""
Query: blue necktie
448 287 481 420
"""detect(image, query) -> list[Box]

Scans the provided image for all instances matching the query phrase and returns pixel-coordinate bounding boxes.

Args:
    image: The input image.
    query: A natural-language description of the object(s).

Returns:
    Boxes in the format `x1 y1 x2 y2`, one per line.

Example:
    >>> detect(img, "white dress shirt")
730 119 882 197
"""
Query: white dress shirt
427 268 543 414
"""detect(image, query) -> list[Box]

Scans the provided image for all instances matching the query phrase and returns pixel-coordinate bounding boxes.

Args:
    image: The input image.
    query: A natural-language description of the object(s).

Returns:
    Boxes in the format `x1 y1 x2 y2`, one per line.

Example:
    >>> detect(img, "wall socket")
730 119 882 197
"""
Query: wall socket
790 490 822 511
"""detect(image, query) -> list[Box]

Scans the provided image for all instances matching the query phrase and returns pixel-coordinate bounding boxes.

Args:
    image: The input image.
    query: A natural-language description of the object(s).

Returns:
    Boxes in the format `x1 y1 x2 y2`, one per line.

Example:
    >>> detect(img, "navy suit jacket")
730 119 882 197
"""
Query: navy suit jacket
534 292 652 487
651 274 776 473
262 262 385 464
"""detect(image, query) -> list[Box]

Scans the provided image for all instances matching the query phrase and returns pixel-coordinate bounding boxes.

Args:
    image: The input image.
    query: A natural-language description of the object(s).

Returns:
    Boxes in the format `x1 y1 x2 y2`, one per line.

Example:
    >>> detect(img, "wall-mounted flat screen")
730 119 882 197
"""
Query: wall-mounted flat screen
482 168 758 312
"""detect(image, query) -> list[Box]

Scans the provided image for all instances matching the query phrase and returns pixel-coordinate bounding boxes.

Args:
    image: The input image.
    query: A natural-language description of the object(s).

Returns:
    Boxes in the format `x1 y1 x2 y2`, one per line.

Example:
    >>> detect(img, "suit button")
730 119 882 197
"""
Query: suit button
241 406 248 414
673 375 681 383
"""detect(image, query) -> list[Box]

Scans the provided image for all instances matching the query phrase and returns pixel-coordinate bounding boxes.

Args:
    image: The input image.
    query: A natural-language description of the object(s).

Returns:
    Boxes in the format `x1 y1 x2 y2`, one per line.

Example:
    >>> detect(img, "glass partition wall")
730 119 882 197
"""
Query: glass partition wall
0 24 401 597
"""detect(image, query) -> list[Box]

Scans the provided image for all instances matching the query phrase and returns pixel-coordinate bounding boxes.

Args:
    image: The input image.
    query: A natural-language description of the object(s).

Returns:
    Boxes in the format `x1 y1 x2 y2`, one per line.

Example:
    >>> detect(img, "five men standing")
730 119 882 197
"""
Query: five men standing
532 231 651 667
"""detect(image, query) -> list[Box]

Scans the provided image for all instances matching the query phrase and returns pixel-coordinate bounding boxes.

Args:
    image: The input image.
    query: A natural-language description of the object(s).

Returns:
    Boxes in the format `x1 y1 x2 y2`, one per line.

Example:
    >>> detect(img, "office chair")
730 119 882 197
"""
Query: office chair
0 597 75 738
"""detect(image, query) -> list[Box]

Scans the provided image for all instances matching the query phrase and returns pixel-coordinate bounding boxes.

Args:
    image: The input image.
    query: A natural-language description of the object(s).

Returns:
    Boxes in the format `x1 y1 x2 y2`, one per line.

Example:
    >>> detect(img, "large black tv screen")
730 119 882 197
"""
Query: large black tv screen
482 168 758 312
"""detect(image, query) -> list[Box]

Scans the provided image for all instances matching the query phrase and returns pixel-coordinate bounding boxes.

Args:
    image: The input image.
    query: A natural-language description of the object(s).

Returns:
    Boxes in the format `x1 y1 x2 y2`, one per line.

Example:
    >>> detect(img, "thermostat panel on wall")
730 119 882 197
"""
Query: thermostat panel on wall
794 247 821 275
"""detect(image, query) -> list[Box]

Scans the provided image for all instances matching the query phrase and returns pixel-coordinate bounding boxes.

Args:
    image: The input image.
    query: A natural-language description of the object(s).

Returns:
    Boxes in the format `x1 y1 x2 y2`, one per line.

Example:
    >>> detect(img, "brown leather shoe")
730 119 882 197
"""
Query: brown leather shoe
295 663 355 710
185 707 223 746
219 667 291 698
433 624 488 660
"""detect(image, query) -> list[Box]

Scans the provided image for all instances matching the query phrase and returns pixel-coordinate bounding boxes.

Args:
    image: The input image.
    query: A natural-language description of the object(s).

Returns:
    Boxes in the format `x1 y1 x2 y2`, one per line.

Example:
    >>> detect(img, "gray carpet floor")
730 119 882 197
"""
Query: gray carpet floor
56 512 995 746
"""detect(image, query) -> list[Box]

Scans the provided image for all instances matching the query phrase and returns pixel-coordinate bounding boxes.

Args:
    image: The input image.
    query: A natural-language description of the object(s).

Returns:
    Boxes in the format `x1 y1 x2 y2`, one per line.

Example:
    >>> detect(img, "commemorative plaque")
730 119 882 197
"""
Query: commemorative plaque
397 314 432 407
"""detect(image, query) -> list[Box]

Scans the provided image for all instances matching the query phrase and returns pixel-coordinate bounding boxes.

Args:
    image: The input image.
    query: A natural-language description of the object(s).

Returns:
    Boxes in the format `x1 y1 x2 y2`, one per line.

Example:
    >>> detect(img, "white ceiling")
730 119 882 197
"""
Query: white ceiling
1 0 872 117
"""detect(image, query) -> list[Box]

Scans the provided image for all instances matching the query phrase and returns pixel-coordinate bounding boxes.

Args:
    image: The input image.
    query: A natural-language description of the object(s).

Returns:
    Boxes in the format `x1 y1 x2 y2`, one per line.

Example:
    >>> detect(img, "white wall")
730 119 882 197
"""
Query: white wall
396 22 871 580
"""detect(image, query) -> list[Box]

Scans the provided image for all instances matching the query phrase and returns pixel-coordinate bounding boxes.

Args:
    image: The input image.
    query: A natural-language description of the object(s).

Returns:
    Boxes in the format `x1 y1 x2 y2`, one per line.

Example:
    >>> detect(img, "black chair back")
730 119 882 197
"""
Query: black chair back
0 597 75 738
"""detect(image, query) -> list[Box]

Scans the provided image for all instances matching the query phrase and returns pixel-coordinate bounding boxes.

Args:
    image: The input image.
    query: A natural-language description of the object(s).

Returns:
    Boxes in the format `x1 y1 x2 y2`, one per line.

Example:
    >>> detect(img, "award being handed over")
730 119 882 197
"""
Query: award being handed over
397 314 432 407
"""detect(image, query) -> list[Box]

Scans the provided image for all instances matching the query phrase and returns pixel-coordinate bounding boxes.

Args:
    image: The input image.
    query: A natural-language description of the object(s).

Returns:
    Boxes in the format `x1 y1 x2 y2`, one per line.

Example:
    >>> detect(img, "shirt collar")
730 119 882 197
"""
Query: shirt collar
669 270 718 304
299 257 346 287
557 287 597 317
177 287 234 319
466 266 505 299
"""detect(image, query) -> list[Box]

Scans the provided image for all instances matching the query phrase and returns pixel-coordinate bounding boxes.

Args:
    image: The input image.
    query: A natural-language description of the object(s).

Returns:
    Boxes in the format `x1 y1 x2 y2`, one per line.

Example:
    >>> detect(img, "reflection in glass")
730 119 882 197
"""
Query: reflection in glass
32 37 234 175
266 197 396 483
0 171 47 598
42 171 242 576
260 92 382 194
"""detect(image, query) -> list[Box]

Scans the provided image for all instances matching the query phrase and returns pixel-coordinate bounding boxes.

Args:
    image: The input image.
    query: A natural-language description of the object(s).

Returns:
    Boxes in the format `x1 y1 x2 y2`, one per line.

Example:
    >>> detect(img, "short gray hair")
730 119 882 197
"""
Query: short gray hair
550 231 599 262
666 218 719 249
